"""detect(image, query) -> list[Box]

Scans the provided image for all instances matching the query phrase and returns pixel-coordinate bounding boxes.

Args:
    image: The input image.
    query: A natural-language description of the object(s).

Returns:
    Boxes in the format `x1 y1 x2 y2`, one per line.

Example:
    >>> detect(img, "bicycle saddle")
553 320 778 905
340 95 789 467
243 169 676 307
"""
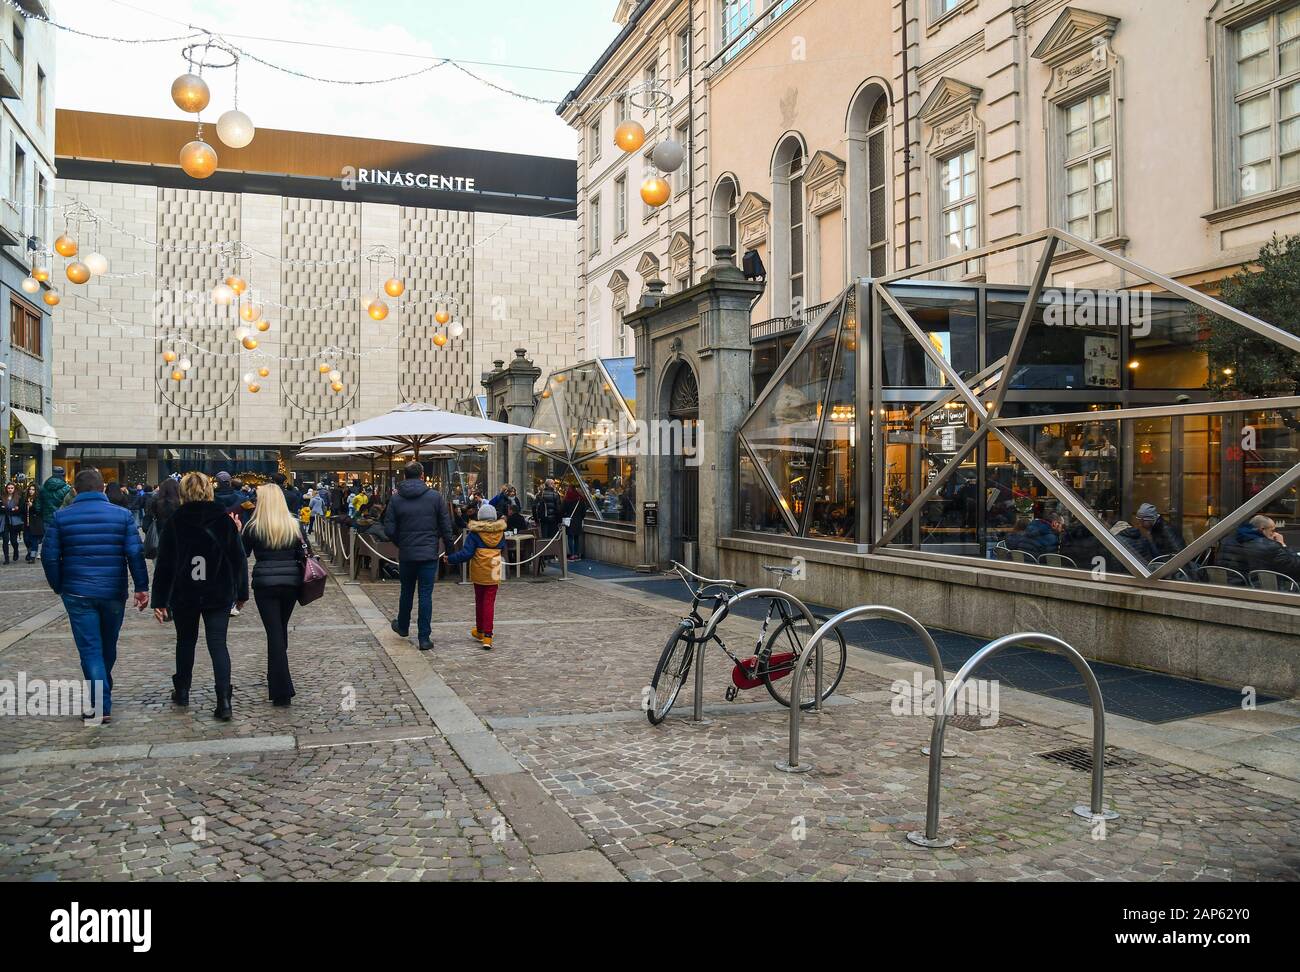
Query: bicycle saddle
761 564 800 577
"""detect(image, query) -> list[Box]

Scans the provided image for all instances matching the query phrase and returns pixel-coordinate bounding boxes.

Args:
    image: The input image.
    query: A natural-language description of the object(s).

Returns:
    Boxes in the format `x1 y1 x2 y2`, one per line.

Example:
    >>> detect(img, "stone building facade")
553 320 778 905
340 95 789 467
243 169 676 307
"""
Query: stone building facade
560 0 713 361
48 111 577 481
706 0 1300 321
0 1 56 482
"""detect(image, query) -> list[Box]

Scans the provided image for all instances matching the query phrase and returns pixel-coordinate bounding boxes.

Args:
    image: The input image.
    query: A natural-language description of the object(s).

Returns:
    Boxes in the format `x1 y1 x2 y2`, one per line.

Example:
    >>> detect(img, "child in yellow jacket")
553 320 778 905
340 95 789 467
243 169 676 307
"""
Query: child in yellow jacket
444 503 505 649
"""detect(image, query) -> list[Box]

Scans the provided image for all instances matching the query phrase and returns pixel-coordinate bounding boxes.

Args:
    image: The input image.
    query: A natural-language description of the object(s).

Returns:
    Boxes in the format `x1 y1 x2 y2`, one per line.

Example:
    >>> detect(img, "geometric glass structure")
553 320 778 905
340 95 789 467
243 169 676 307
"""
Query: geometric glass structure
525 357 637 526
737 290 858 540
736 228 1300 599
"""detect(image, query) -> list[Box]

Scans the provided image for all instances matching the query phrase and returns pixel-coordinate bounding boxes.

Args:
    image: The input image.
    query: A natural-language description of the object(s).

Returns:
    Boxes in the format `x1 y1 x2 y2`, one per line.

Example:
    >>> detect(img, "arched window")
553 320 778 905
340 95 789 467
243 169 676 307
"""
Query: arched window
846 83 891 279
771 133 807 316
711 175 739 254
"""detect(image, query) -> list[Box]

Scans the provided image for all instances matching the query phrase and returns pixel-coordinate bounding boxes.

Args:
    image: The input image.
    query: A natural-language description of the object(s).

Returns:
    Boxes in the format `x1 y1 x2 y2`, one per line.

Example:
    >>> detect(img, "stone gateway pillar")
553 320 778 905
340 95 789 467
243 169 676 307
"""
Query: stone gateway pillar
623 247 763 576
481 348 541 491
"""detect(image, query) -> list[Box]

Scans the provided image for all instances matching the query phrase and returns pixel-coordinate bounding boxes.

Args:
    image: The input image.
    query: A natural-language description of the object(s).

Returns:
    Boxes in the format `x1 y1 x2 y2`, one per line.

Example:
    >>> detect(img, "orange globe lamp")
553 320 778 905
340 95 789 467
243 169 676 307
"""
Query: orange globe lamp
179 139 218 179
614 121 646 153
641 176 671 207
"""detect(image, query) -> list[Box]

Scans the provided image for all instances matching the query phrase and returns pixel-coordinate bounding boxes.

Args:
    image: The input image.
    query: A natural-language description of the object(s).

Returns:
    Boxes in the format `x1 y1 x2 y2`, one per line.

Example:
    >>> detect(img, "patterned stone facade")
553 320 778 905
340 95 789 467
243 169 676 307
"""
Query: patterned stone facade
50 178 577 450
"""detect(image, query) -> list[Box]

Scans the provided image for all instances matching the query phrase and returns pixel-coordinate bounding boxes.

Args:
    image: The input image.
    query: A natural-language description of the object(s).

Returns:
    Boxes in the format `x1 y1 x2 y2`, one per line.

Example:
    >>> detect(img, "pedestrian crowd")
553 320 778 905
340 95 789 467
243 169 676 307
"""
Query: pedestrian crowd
27 460 573 724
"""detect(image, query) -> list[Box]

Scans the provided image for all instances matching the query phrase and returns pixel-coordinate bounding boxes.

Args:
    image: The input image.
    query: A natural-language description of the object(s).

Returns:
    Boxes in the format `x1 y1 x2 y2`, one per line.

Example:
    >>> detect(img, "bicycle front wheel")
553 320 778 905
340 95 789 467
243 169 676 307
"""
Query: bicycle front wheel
760 614 847 709
647 623 695 725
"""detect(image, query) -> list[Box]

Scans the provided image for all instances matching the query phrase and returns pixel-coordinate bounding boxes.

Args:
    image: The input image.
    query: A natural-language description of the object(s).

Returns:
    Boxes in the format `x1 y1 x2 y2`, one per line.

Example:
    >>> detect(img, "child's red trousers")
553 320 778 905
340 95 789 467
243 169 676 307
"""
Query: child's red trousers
474 583 497 636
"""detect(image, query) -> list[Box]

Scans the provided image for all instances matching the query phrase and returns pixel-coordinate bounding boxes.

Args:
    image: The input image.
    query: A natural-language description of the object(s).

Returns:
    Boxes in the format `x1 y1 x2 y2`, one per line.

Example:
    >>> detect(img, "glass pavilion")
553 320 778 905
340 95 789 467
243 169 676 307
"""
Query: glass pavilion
736 230 1300 601
524 357 638 526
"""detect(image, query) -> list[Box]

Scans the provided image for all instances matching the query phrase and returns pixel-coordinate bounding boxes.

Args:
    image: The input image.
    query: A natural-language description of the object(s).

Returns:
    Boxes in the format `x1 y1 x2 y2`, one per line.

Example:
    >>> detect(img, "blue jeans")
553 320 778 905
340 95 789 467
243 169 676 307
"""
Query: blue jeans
396 559 437 642
62 594 125 716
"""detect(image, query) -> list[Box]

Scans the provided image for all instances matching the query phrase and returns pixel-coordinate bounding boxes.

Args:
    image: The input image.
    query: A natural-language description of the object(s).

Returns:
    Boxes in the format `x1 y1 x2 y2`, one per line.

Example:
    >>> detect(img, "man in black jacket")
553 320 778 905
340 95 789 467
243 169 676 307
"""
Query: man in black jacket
274 472 305 517
213 471 241 516
534 479 563 570
1219 515 1300 584
382 462 453 650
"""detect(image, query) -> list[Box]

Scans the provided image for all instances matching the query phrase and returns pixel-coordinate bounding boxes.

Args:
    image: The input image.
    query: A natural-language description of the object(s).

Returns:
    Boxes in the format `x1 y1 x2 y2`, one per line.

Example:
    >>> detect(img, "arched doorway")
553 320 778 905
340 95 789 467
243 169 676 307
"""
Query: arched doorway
664 363 700 566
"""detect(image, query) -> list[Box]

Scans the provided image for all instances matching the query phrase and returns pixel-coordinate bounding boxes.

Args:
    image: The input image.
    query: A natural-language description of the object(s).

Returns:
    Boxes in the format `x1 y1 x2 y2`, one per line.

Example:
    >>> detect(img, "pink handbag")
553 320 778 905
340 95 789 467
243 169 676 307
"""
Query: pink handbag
299 539 328 605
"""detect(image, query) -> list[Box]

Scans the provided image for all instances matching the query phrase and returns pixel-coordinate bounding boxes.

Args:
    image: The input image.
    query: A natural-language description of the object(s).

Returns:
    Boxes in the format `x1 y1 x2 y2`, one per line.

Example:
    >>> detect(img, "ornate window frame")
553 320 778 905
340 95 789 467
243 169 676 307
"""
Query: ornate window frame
919 76 985 277
1032 7 1125 255
667 232 693 289
736 189 771 252
804 150 846 304
1209 0 1300 214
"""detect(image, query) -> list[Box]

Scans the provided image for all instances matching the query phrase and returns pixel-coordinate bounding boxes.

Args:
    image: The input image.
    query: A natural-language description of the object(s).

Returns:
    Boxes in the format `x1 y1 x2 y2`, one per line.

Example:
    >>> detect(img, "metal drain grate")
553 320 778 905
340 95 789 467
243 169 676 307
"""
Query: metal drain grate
1035 746 1130 771
949 714 1025 732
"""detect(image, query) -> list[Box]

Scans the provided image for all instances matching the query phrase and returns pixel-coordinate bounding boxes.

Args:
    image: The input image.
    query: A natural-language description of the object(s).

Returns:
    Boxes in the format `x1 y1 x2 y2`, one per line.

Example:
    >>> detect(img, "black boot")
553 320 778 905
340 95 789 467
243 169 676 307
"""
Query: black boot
213 686 233 721
170 674 189 707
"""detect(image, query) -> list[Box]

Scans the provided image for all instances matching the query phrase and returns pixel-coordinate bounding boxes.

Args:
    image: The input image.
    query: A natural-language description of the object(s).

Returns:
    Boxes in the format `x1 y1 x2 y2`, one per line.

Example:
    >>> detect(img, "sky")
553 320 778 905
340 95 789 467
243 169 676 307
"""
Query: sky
50 0 624 158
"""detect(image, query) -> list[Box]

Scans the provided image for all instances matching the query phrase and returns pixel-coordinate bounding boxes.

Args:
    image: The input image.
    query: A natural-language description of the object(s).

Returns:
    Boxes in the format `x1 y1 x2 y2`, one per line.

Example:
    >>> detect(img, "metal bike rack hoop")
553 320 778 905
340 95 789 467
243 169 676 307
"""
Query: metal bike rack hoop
906 632 1119 850
690 587 819 725
776 604 945 774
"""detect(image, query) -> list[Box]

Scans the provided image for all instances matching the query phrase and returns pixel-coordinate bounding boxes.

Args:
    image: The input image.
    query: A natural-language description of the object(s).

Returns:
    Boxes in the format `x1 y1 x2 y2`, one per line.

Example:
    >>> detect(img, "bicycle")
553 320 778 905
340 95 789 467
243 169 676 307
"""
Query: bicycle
646 561 848 725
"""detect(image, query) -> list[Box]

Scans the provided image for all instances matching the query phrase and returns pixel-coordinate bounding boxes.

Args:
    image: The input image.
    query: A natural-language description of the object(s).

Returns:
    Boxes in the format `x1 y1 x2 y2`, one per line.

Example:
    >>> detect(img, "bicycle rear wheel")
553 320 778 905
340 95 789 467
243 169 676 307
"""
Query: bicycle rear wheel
760 613 847 709
647 623 695 725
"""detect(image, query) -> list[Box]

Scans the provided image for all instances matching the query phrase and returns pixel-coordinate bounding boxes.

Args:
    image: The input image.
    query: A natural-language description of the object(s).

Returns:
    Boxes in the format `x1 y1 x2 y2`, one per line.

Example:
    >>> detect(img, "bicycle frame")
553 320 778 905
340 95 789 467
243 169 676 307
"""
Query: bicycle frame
669 565 799 676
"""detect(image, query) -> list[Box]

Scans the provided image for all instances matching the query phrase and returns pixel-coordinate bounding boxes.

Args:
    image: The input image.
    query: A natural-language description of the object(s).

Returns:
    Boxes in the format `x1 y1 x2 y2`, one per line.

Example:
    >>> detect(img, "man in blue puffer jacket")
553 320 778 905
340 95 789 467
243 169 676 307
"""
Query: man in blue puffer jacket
41 468 150 723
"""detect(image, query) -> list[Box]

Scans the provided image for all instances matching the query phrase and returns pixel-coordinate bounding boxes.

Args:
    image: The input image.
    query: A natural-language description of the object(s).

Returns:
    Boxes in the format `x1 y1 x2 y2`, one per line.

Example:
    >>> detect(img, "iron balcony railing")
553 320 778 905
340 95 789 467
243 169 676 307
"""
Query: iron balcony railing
750 300 831 343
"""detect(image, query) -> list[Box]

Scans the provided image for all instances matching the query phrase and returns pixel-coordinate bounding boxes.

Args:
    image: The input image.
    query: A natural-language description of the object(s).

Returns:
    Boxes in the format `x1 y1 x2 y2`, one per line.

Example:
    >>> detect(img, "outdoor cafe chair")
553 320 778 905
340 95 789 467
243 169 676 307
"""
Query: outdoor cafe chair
1249 569 1300 594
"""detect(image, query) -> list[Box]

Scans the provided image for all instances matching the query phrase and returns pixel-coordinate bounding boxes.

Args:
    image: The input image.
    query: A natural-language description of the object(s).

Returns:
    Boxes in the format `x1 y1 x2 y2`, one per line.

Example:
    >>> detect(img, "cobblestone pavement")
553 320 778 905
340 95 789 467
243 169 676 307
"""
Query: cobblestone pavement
0 574 428 754
2 561 1298 881
0 560 60 631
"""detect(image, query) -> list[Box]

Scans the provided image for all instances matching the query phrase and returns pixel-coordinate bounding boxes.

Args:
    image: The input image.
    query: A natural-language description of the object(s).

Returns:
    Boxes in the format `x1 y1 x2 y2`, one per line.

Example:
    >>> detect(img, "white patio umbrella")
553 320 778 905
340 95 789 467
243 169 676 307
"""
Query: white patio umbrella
302 402 541 459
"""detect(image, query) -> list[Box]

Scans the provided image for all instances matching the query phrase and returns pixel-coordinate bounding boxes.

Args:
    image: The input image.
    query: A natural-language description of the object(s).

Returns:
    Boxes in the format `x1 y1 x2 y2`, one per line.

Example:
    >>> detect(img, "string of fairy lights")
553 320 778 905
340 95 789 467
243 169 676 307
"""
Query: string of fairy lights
7 1 688 396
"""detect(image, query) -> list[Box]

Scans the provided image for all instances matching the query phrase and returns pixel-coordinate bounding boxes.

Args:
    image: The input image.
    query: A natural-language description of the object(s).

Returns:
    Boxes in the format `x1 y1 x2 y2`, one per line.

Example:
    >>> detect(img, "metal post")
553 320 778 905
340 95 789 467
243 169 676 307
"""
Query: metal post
777 605 944 774
690 629 709 725
907 632 1118 849
813 636 823 714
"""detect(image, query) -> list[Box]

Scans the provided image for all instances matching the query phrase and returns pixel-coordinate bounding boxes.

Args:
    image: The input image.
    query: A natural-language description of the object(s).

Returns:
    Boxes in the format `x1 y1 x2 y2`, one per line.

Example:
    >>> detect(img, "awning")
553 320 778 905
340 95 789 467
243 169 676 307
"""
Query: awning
10 408 58 449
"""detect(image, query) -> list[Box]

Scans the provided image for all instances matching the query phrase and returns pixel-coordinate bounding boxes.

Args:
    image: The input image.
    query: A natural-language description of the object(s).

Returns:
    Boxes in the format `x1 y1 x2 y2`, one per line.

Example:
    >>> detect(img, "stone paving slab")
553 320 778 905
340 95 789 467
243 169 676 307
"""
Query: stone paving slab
0 737 540 882
501 697 1300 882
0 562 61 635
357 577 874 719
4 555 1299 883
0 575 431 756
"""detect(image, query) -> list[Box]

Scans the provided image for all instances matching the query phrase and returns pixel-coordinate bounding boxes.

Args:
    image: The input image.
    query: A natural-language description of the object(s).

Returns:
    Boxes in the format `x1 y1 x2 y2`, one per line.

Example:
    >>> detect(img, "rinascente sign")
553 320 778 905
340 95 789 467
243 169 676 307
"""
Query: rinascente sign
341 165 477 193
